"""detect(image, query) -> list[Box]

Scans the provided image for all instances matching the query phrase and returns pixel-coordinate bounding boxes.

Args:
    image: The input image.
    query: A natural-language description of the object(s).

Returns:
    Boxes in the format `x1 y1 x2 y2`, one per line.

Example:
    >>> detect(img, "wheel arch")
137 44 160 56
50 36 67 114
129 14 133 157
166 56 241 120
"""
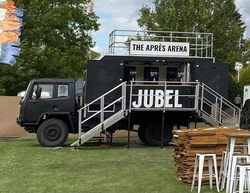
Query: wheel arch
35 113 76 133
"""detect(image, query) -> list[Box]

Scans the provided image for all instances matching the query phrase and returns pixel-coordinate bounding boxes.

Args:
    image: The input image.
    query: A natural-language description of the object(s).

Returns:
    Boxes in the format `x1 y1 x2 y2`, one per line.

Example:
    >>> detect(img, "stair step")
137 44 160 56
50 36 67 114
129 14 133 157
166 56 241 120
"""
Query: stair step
70 110 126 147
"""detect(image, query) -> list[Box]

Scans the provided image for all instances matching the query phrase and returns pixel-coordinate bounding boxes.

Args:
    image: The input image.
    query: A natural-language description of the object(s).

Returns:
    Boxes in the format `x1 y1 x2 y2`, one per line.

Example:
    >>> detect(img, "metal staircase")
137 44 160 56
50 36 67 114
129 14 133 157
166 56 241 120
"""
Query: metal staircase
71 81 241 147
71 109 127 146
197 82 241 128
70 82 127 147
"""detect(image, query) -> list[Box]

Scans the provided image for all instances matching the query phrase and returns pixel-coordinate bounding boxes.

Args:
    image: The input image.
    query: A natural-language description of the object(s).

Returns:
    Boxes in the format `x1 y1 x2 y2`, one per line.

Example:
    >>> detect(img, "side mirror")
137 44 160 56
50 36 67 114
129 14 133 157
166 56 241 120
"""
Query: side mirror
35 87 42 99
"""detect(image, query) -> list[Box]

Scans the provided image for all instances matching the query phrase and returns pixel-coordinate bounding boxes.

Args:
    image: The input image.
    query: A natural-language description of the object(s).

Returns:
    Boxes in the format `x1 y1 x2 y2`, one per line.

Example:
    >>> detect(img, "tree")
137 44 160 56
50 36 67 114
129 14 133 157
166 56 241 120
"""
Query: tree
89 50 101 60
137 0 246 75
240 63 250 86
0 0 99 95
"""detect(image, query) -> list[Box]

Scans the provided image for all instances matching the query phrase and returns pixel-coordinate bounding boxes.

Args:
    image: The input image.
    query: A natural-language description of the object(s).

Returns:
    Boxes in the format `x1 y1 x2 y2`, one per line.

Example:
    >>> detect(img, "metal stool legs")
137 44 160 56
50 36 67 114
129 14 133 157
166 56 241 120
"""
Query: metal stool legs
191 153 219 193
229 154 250 193
233 163 250 193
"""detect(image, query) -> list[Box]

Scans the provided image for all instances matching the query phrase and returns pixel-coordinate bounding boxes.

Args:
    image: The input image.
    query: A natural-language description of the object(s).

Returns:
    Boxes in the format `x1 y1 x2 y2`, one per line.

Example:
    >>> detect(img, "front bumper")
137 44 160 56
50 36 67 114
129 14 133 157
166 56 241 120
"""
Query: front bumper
16 117 22 126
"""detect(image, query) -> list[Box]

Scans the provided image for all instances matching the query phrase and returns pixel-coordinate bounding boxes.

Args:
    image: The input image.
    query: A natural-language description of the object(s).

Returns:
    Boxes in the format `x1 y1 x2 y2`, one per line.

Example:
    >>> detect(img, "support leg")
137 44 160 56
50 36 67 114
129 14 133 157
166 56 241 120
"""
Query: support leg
209 157 213 189
198 155 204 193
127 113 131 149
239 166 246 193
191 154 199 191
213 155 220 192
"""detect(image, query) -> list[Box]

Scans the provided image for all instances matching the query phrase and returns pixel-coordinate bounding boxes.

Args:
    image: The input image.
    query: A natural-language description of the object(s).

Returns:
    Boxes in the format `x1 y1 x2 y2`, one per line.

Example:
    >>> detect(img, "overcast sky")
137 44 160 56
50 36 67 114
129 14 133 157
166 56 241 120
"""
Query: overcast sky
92 0 250 55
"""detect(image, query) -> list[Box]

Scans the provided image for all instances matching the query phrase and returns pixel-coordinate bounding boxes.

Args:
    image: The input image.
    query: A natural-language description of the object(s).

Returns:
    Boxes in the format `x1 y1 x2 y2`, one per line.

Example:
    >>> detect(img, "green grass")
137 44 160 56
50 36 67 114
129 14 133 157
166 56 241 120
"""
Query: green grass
0 138 225 193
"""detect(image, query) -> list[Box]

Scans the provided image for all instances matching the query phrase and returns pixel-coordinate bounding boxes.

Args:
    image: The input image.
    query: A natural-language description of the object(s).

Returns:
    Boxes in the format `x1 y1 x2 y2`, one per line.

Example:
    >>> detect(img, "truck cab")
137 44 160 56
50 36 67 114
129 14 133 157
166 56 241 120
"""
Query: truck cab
17 78 77 146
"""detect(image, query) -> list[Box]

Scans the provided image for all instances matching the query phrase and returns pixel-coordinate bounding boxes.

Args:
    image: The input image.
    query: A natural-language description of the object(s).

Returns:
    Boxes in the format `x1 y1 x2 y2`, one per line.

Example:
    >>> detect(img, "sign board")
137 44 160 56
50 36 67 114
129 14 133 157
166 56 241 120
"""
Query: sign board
235 62 243 71
130 40 190 57
126 85 194 109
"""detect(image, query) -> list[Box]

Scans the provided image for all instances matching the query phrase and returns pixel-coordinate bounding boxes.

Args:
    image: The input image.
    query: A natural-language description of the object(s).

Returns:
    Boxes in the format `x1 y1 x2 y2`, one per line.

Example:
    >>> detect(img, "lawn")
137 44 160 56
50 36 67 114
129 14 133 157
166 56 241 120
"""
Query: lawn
0 137 224 193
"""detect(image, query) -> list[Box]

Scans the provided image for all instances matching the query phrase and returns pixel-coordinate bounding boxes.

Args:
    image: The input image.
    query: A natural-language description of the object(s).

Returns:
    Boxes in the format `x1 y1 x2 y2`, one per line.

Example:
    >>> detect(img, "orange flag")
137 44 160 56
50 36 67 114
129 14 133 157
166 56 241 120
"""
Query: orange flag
0 2 16 13
0 31 18 43
6 0 14 5
0 20 20 30
5 11 19 21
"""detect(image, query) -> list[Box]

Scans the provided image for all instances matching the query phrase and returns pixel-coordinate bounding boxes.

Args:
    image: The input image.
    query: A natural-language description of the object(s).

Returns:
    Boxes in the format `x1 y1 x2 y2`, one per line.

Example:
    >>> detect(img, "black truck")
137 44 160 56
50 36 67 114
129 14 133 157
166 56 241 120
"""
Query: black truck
16 30 240 147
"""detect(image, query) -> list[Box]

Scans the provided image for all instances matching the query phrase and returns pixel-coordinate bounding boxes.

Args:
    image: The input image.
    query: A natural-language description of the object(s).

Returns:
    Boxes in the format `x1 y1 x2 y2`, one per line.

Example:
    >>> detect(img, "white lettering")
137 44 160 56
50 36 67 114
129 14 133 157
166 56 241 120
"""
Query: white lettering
155 90 164 107
174 90 182 107
132 89 183 108
132 90 143 108
165 90 173 107
144 90 154 108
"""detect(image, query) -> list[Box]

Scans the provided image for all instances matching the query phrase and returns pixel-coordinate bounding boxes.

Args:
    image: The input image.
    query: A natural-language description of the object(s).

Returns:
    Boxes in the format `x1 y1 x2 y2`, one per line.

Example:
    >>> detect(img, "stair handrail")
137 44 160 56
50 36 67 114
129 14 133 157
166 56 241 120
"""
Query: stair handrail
199 82 241 128
201 82 239 110
77 82 127 142
80 97 125 125
78 81 127 113
199 96 238 127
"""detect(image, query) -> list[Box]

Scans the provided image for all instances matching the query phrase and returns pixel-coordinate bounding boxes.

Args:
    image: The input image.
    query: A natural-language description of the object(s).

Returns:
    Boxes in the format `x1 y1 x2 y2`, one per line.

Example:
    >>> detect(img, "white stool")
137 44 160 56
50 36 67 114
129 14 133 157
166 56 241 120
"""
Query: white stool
229 154 250 193
220 151 241 190
191 153 220 193
233 162 250 193
219 151 227 189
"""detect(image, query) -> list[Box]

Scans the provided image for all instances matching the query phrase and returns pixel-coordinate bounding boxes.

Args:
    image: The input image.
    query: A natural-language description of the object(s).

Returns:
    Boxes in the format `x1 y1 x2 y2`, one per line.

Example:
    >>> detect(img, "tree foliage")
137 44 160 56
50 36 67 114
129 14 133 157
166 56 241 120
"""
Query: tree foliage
228 75 243 102
90 50 101 60
137 0 246 75
0 0 99 95
240 63 250 86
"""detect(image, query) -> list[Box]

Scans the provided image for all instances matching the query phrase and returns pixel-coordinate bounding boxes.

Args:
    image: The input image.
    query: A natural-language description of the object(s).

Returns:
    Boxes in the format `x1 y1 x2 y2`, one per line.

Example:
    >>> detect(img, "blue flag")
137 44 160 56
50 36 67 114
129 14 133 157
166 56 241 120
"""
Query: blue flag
13 8 23 18
0 43 21 66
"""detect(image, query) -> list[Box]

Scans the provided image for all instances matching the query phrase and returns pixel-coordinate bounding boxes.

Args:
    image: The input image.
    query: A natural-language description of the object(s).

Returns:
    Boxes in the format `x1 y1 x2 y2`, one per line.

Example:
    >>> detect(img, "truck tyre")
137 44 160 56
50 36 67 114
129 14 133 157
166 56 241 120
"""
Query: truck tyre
144 122 173 146
138 124 148 144
37 119 68 147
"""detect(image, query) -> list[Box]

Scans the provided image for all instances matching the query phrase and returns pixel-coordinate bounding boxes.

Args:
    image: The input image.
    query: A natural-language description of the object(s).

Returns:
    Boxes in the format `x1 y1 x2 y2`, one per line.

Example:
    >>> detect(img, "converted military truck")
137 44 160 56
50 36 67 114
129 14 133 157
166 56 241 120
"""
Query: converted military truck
17 30 241 147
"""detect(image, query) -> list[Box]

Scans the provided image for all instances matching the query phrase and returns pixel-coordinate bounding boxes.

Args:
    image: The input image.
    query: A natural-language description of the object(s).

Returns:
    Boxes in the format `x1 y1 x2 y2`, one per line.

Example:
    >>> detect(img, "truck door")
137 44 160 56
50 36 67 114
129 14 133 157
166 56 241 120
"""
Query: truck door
24 83 55 123
53 83 75 113
195 63 228 98
85 60 124 104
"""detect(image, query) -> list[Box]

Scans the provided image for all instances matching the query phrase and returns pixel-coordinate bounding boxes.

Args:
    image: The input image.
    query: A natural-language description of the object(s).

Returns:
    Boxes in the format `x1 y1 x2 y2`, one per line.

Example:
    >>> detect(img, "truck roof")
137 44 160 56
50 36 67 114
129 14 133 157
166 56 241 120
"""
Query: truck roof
31 78 75 83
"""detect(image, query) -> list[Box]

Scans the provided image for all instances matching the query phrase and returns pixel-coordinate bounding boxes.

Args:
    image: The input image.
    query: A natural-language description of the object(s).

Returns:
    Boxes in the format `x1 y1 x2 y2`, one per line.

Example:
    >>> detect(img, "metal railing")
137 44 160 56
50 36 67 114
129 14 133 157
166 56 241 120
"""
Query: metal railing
76 80 240 145
127 80 240 128
128 81 199 112
77 82 127 143
198 83 241 129
108 29 214 58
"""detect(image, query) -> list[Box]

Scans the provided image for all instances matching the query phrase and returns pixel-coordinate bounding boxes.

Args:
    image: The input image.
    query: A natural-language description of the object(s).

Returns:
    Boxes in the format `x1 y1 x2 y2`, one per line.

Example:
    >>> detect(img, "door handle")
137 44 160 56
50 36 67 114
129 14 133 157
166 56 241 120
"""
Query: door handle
53 105 59 111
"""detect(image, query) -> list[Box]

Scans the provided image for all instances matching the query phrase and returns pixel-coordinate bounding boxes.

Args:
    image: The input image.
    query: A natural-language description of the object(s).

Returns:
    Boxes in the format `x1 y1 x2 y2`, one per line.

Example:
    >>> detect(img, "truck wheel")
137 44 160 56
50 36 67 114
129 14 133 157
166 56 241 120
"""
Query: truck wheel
138 124 148 144
37 119 68 147
144 122 173 146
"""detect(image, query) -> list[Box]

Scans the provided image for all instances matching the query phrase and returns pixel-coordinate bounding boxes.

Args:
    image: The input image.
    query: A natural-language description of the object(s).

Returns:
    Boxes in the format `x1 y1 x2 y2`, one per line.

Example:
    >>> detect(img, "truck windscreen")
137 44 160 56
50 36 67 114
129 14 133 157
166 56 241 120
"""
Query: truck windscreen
21 82 31 102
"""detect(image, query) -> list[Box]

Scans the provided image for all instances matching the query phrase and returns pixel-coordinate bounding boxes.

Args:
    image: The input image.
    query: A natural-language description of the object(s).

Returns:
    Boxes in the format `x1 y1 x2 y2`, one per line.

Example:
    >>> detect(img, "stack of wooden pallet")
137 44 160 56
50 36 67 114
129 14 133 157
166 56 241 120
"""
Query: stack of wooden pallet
170 127 249 185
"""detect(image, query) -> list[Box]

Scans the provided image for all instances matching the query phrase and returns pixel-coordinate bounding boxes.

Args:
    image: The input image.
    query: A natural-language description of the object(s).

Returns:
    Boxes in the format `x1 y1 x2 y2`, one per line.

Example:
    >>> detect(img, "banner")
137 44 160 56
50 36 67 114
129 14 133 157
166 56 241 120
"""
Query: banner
0 0 23 66
130 40 190 57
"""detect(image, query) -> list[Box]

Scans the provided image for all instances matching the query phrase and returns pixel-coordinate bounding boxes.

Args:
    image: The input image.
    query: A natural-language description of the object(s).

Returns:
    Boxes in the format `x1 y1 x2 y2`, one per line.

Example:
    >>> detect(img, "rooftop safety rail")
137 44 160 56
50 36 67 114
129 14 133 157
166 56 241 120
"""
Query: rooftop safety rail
108 29 214 58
